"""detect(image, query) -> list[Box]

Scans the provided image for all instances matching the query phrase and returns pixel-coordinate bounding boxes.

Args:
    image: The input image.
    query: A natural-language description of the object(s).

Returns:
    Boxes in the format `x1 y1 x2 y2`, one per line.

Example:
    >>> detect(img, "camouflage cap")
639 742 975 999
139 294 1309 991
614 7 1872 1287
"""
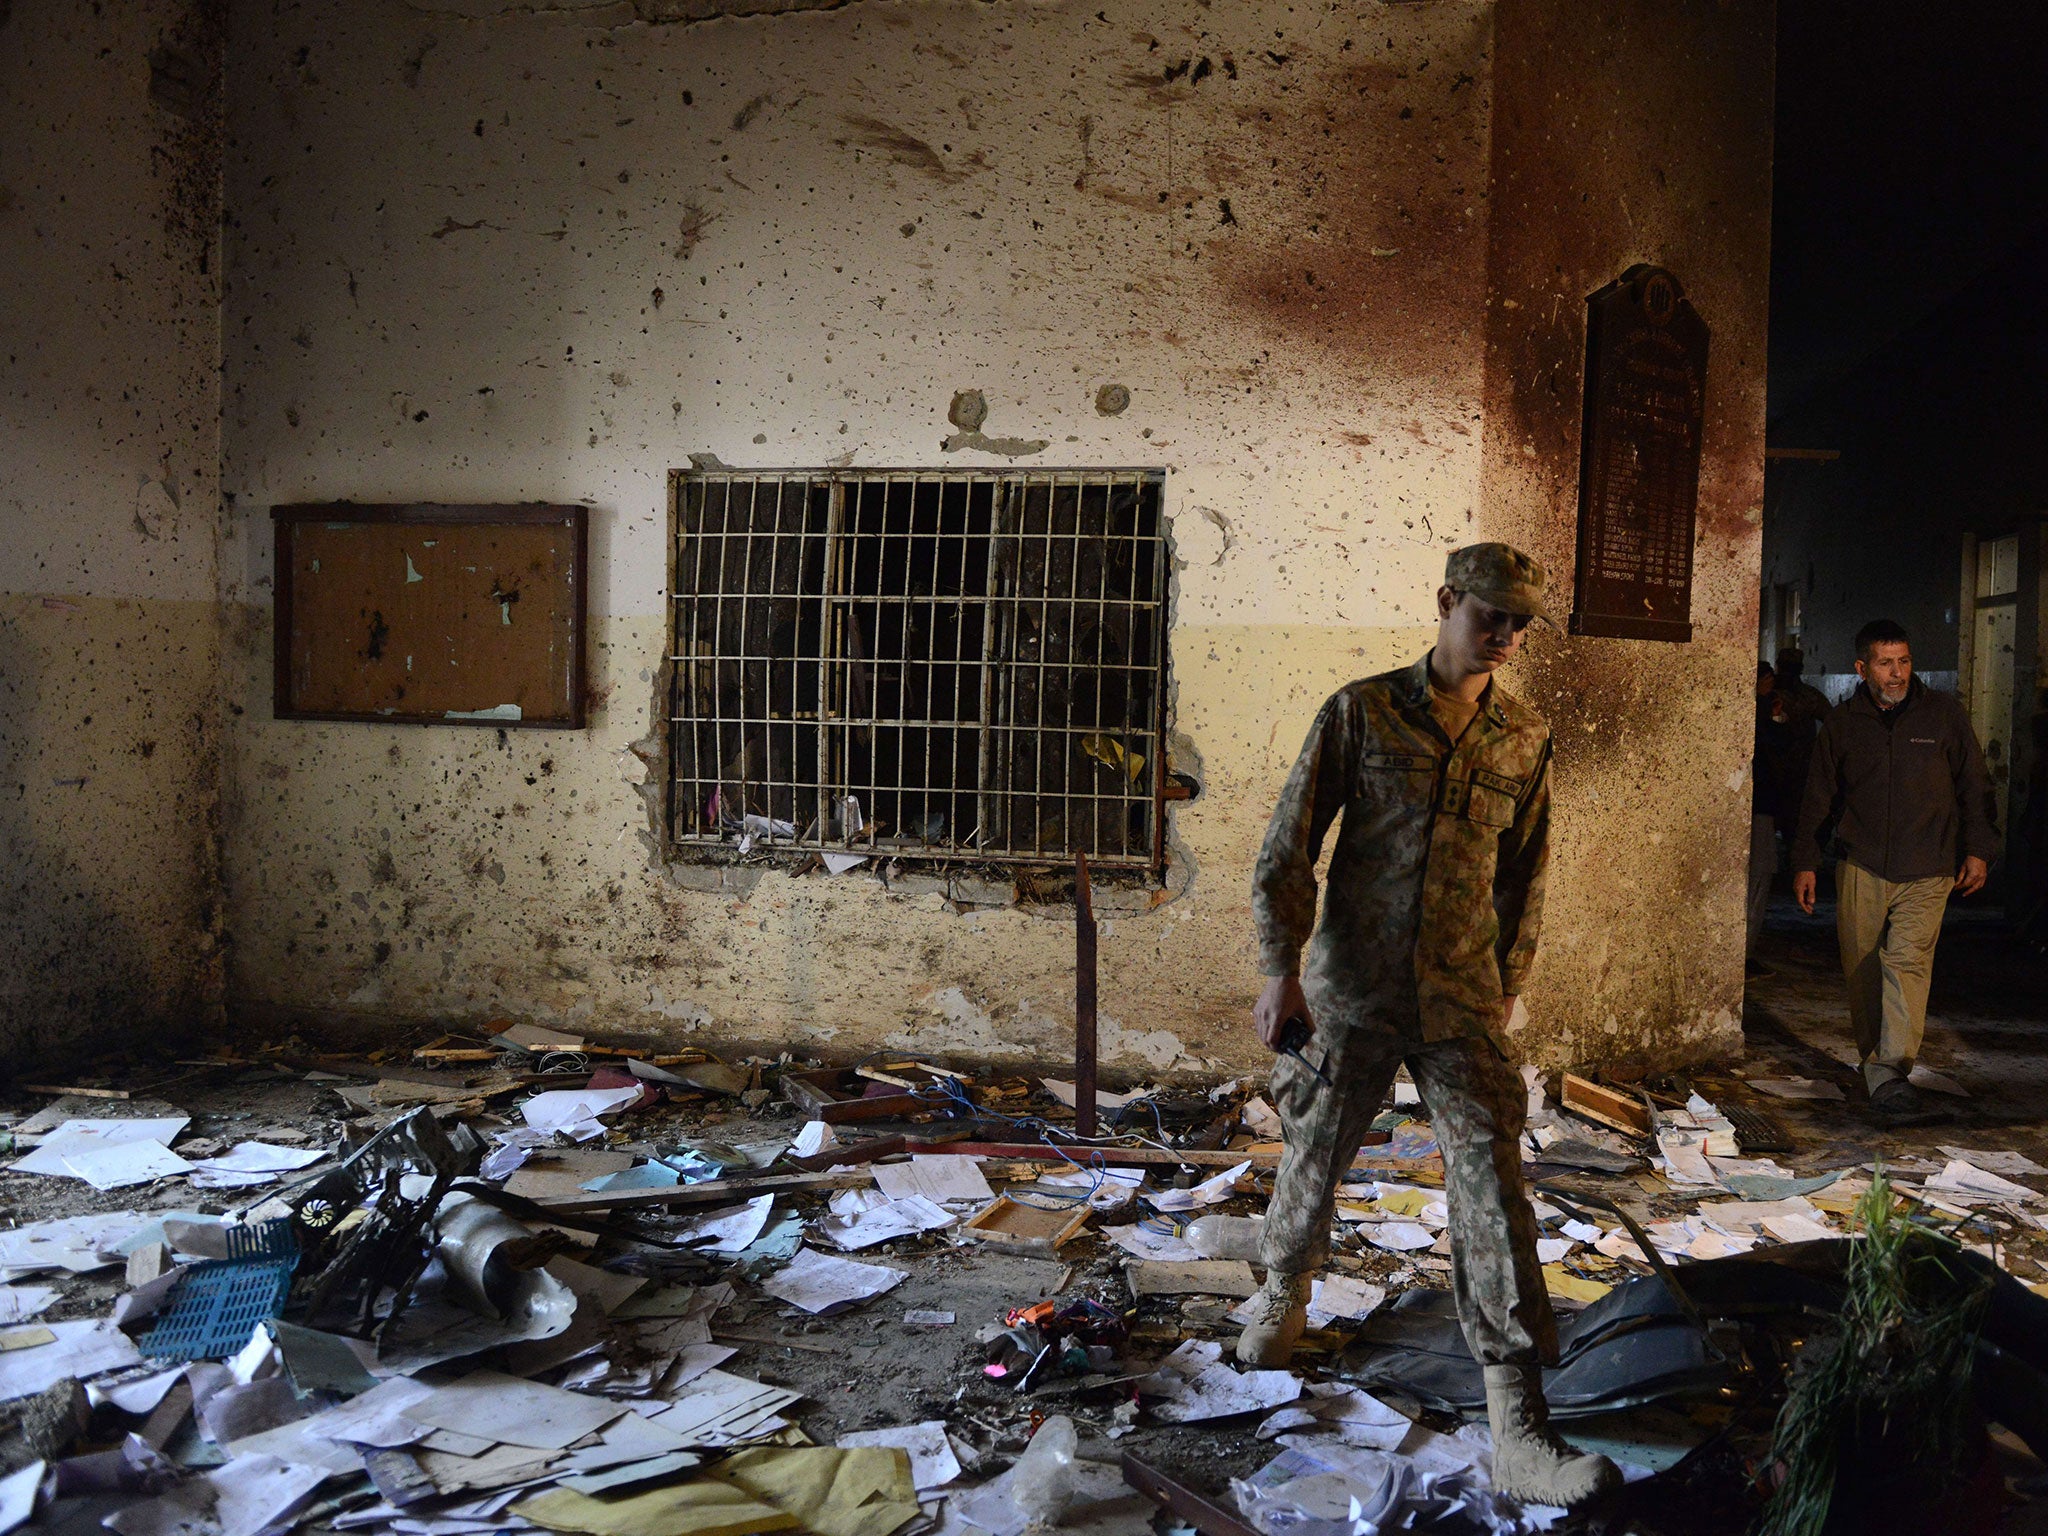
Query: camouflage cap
1444 542 1555 626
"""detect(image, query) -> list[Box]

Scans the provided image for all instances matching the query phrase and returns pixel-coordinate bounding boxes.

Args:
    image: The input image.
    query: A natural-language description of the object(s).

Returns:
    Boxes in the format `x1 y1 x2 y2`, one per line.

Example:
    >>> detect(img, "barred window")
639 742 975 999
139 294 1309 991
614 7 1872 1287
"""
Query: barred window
666 468 1170 874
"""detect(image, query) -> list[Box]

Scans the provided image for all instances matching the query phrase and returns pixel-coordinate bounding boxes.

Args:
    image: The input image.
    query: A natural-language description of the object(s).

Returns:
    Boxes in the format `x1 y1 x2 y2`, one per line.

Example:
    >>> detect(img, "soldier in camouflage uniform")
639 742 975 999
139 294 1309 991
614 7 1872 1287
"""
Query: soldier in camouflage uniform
1237 544 1619 1510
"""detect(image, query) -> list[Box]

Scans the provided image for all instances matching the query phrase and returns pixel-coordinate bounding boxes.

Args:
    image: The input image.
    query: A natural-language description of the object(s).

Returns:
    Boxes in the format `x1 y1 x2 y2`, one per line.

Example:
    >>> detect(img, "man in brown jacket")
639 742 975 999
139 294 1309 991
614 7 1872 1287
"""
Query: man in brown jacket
1791 618 1996 1123
1241 543 1618 1510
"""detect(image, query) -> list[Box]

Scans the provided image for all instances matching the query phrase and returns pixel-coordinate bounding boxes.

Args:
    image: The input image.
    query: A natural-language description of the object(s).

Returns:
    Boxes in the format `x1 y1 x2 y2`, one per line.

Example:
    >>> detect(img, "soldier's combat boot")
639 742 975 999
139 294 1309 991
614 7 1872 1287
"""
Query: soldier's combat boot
1483 1364 1621 1508
1234 1271 1311 1366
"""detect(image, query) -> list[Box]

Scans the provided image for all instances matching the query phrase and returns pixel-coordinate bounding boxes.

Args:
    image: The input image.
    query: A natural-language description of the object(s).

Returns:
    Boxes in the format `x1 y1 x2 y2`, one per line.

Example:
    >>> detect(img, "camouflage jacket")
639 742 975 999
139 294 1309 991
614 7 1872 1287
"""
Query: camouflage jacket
1252 653 1553 1043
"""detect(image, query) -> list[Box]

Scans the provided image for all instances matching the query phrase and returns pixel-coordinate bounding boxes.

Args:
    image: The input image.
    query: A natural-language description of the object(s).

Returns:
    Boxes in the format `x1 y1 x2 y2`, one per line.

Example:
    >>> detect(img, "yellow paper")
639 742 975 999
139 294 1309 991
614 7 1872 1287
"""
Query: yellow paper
711 1447 919 1536
517 1481 797 1536
0 1327 57 1351
1373 1188 1433 1219
1542 1264 1612 1304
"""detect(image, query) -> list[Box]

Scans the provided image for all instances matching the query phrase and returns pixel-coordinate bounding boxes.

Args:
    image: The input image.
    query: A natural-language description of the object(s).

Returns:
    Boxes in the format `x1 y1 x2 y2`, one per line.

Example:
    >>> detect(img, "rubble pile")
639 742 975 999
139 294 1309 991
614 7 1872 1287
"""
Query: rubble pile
2 1030 2047 1536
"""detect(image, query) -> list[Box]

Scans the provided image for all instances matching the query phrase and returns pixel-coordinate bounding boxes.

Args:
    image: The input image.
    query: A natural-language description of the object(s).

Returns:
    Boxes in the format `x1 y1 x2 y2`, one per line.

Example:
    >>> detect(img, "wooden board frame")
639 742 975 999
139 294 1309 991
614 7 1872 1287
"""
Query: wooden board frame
272 502 588 729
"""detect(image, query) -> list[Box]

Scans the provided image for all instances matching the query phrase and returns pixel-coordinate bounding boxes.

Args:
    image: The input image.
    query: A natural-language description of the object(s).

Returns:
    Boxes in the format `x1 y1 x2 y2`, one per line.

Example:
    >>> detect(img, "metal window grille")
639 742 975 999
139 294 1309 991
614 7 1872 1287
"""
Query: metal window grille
667 468 1169 873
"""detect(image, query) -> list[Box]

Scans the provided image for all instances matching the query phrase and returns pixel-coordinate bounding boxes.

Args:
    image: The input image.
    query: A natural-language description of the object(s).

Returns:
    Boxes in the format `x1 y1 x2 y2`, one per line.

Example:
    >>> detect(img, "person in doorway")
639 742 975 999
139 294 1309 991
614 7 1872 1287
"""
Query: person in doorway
1791 619 1997 1124
1749 648 1829 977
1242 544 1619 1510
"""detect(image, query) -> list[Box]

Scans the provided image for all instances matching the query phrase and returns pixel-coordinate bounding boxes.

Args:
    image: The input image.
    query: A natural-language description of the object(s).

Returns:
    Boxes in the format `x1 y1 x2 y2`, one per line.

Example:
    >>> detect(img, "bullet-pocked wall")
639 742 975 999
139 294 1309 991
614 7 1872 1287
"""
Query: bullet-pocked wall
219 0 1771 1075
0 0 225 1061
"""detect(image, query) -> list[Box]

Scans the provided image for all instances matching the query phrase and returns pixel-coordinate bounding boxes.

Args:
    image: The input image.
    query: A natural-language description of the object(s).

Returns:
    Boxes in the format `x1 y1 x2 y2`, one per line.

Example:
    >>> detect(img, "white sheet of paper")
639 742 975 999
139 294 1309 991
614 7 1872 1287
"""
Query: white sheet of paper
313 1376 437 1448
821 852 870 875
198 1142 328 1174
1365 1222 1436 1252
814 1194 956 1251
1762 1214 1837 1244
1657 1130 1720 1187
213 1454 331 1536
1746 1077 1846 1101
646 1370 801 1446
0 1319 142 1402
0 1460 41 1536
1938 1147 2048 1178
1035 1165 1145 1209
757 1246 906 1313
838 1421 963 1490
1257 1383 1411 1449
189 1166 278 1190
1928 1159 2041 1203
1042 1079 1154 1111
0 1211 152 1276
1148 1160 1252 1212
0 1287 58 1324
873 1156 994 1205
88 1367 185 1414
1535 1237 1576 1264
672 1194 775 1252
404 1370 626 1449
1561 1219 1604 1244
1150 1363 1302 1423
10 1118 189 1180
56 1139 194 1192
1104 1225 1203 1263
1308 1276 1388 1324
791 1121 840 1159
518 1086 644 1136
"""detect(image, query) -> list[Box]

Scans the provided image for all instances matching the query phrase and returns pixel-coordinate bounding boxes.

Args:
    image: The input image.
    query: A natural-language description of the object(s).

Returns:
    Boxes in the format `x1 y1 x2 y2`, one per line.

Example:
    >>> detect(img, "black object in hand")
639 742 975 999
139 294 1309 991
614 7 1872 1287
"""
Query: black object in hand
1277 1016 1331 1085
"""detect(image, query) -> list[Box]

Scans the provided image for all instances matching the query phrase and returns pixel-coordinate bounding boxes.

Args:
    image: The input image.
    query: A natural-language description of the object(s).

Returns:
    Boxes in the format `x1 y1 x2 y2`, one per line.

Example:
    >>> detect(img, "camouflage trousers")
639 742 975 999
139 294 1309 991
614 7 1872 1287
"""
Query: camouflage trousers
1261 1027 1559 1367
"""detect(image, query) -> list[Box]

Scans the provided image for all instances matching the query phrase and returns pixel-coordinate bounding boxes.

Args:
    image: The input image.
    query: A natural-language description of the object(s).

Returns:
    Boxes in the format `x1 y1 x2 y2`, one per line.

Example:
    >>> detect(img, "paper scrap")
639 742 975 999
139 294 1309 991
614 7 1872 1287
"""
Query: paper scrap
1364 1222 1436 1253
758 1248 906 1315
791 1122 840 1159
872 1157 993 1205
1148 1355 1302 1423
1256 1382 1410 1448
1542 1265 1612 1303
1746 1077 1846 1101
519 1478 796 1536
0 1287 58 1324
1147 1160 1252 1213
10 1118 189 1182
404 1369 627 1449
1042 1079 1155 1111
1938 1147 2048 1178
0 1319 142 1402
0 1460 41 1536
1103 1224 1202 1263
901 1310 955 1328
56 1139 195 1192
0 1211 153 1277
1927 1159 2042 1204
837 1421 963 1490
814 1193 955 1251
675 1195 777 1253
519 1086 645 1140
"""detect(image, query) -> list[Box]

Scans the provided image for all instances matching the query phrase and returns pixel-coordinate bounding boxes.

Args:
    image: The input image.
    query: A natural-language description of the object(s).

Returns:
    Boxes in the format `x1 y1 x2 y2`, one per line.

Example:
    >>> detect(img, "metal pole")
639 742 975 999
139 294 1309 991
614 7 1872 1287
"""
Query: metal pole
1074 848 1097 1138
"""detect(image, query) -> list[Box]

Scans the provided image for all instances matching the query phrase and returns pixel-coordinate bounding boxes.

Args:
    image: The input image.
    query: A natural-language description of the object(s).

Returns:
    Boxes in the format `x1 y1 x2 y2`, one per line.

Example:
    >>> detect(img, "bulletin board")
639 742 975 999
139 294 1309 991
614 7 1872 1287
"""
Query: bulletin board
272 503 587 729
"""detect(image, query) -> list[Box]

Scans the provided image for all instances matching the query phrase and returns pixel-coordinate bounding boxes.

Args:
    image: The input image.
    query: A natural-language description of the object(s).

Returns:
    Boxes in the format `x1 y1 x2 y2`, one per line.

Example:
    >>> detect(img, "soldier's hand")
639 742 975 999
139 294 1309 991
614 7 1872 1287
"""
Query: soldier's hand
1255 975 1312 1053
1792 870 1817 914
1956 856 1988 897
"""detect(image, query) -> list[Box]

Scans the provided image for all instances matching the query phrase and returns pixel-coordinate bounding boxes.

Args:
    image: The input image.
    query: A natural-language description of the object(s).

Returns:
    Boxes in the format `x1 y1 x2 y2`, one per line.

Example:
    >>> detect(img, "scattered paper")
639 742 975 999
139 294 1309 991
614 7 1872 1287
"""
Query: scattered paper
1534 1237 1577 1264
822 853 870 875
814 1192 955 1251
1308 1276 1387 1325
110 1454 327 1536
0 1460 40 1536
674 1195 778 1253
0 1319 142 1402
1365 1222 1436 1253
1146 1339 1301 1423
0 1211 153 1277
57 1139 195 1192
791 1122 840 1159
646 1370 803 1447
1938 1147 2048 1179
1042 1079 1154 1111
1257 1383 1411 1449
1762 1214 1837 1244
1746 1077 1846 1101
1034 1166 1145 1209
872 1157 993 1206
1148 1160 1253 1212
519 1086 645 1140
1928 1159 2042 1204
10 1118 189 1181
1103 1225 1203 1263
758 1247 906 1314
902 1310 955 1328
196 1141 328 1174
0 1286 58 1324
837 1422 963 1491
405 1370 627 1450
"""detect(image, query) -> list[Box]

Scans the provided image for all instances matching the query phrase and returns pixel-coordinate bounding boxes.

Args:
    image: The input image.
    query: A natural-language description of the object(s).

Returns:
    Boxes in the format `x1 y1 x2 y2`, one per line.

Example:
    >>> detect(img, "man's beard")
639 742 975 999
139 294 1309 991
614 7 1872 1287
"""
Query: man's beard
1877 681 1909 705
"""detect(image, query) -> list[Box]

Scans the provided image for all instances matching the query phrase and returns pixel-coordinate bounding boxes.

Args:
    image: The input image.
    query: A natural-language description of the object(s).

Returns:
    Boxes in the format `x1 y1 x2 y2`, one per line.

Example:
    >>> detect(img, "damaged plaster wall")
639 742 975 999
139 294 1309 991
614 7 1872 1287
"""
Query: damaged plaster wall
0 1 225 1061
1479 0 1774 1065
217 0 1768 1074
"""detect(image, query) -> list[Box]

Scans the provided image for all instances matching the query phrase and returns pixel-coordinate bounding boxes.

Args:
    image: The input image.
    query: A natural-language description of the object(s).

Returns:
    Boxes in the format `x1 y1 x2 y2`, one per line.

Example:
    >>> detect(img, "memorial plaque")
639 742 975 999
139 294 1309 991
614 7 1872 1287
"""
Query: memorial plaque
1569 264 1710 642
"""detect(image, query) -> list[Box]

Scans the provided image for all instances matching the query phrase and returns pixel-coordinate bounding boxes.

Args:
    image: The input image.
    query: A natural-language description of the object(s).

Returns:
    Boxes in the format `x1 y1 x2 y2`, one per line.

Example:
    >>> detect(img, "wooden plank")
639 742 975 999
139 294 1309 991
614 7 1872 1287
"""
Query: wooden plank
19 1084 131 1099
1560 1074 1653 1136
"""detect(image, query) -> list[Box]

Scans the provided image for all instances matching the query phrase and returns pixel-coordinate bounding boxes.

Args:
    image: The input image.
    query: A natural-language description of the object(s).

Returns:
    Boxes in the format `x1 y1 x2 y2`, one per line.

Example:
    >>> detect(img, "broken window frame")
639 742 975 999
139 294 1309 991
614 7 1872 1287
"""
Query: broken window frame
663 467 1172 877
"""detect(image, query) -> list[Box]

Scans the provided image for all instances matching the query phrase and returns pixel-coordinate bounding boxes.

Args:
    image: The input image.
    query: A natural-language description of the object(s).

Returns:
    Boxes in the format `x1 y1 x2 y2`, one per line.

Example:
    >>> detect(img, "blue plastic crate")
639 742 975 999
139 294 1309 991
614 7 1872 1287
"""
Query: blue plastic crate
136 1220 300 1363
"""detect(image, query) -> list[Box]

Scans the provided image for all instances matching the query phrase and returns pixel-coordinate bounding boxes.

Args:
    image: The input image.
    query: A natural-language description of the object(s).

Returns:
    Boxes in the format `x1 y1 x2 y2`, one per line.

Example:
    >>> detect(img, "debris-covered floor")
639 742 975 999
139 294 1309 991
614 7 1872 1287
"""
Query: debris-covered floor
5 905 2048 1536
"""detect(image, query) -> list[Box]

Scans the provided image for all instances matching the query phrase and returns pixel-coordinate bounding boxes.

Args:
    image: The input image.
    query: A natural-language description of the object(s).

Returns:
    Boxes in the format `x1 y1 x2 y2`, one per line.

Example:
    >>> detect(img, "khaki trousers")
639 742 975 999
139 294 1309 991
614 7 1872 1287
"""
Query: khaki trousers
1835 860 1951 1094
1262 1030 1556 1367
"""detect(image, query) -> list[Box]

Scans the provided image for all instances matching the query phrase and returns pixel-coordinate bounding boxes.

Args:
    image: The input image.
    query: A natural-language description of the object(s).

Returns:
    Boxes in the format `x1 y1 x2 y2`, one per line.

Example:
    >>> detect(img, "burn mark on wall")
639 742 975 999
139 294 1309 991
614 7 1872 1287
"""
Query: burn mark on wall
836 115 985 184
